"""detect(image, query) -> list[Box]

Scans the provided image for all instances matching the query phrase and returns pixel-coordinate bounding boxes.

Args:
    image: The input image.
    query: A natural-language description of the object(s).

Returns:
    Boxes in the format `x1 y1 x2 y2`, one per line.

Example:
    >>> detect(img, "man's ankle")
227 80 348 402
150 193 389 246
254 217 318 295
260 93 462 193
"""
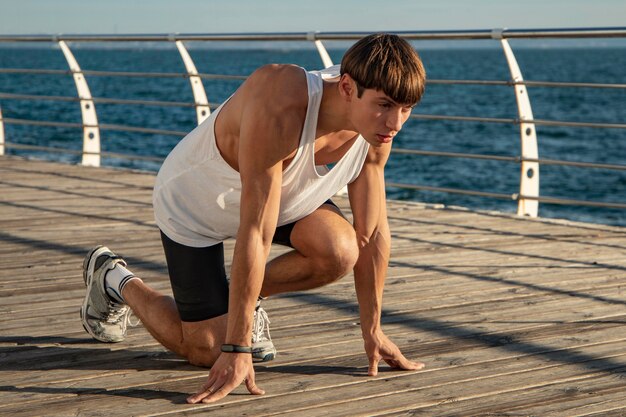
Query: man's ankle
104 263 141 304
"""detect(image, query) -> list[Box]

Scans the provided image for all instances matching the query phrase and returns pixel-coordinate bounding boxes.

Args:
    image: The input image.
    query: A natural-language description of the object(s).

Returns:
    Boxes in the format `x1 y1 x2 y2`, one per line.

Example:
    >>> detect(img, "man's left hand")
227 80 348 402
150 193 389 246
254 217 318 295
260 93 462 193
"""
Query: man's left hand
363 331 425 376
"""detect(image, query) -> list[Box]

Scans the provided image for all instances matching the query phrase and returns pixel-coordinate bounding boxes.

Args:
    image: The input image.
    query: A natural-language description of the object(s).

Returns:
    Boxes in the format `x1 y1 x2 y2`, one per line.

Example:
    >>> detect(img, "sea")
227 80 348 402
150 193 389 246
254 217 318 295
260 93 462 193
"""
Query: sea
0 40 624 227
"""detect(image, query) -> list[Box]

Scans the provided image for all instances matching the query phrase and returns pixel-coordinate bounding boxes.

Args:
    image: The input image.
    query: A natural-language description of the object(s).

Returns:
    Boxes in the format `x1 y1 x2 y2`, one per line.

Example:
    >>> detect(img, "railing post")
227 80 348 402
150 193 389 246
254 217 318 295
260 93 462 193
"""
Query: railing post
493 29 539 217
174 39 211 125
307 32 334 69
0 105 5 156
57 40 101 167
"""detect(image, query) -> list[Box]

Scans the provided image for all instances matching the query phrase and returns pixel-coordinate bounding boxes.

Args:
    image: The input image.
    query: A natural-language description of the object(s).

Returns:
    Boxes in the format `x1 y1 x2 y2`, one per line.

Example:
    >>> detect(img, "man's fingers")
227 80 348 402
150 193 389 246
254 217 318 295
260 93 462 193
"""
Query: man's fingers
402 361 426 371
200 373 264 403
385 358 399 368
245 374 265 395
384 355 425 371
187 385 216 404
187 376 219 404
368 356 380 376
201 387 229 404
201 381 238 404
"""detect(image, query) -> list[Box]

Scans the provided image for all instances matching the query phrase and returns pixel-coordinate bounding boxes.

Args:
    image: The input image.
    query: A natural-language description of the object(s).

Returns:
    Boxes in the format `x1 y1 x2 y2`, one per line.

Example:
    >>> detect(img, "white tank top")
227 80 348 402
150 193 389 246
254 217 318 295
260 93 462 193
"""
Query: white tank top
153 65 370 247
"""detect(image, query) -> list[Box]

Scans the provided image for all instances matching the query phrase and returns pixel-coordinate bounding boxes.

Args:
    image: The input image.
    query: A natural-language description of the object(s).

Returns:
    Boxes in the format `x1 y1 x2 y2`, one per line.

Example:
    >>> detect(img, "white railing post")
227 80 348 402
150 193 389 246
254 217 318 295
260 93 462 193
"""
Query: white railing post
493 29 539 217
0 105 5 156
58 40 101 167
174 39 210 125
307 32 334 69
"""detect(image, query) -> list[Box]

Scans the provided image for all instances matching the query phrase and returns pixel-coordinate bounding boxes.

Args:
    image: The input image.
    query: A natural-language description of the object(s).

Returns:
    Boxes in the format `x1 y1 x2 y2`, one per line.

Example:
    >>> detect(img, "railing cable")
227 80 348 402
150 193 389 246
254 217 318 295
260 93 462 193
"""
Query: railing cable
386 182 626 209
391 148 626 171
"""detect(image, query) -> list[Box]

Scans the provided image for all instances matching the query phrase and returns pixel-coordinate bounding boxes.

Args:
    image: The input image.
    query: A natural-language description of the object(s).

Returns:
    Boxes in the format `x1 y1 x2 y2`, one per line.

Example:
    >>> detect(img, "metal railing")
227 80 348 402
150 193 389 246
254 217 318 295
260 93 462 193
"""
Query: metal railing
0 27 625 215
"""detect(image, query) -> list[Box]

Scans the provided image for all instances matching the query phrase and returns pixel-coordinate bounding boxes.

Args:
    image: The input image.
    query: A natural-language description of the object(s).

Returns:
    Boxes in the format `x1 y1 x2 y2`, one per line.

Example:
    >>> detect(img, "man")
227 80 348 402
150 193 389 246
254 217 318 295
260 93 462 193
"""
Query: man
80 33 427 404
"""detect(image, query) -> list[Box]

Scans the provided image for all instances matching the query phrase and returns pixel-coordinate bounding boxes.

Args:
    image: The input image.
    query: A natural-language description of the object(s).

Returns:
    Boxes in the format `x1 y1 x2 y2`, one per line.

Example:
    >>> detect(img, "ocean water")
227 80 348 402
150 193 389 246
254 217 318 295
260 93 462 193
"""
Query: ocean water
0 43 624 227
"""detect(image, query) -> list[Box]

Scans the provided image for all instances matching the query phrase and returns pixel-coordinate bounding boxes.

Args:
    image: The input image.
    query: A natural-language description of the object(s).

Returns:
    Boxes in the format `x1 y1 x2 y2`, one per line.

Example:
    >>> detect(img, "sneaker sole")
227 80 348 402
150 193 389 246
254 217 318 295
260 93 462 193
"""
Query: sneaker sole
253 352 276 363
252 344 277 363
80 245 123 343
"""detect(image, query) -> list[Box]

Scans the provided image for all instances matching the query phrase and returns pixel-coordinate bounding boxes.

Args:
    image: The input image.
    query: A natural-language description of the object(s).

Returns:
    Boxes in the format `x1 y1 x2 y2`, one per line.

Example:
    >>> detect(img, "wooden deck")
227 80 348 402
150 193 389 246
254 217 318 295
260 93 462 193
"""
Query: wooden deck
1 155 625 417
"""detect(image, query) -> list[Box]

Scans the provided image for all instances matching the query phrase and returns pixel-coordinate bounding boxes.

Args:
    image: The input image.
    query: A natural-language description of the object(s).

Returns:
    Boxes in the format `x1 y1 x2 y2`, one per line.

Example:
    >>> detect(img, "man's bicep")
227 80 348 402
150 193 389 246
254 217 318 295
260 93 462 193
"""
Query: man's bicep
236 110 301 241
238 170 282 247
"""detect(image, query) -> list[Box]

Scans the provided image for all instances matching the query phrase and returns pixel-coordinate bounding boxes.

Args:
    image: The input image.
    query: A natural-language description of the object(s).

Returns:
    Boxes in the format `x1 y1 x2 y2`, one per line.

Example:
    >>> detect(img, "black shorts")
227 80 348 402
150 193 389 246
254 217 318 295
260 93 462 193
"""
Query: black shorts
161 200 339 322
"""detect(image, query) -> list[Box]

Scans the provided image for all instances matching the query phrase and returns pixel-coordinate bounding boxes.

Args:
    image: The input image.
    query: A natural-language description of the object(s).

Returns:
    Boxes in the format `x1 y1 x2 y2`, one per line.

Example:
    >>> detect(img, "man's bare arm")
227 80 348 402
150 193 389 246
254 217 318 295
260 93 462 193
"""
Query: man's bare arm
226 66 306 348
188 65 307 404
349 145 389 336
348 144 425 376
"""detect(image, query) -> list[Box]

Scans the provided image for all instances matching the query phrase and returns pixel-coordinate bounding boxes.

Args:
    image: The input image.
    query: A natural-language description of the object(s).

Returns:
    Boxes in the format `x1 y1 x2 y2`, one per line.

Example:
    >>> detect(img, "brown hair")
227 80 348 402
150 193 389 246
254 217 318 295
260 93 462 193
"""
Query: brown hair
340 33 426 106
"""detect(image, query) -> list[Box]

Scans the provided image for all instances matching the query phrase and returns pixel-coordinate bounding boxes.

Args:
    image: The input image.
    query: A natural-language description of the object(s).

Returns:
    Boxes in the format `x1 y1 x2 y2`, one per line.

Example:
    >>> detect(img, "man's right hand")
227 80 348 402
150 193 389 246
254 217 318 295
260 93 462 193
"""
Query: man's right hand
186 352 264 404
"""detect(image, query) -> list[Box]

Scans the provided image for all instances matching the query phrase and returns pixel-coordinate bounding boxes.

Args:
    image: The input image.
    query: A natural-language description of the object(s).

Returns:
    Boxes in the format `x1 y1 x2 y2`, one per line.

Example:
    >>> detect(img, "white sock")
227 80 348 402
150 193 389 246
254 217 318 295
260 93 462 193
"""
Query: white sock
104 263 141 304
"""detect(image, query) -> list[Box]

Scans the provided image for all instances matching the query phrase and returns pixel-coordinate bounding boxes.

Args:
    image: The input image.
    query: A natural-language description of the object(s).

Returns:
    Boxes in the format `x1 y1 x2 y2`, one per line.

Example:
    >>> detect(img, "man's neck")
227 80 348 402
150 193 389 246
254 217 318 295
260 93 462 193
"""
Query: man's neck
317 80 357 138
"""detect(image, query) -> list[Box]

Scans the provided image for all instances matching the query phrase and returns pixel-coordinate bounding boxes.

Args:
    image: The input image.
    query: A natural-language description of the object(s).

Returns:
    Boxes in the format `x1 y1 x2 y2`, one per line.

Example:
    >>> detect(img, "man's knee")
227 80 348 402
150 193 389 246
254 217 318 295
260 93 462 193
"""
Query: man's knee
315 232 359 283
179 317 226 368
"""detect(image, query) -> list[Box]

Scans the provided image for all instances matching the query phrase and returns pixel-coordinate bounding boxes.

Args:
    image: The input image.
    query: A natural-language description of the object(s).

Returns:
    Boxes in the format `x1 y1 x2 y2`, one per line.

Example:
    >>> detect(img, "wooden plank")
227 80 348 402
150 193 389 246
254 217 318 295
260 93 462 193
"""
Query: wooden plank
466 384 626 417
371 376 626 417
575 407 626 417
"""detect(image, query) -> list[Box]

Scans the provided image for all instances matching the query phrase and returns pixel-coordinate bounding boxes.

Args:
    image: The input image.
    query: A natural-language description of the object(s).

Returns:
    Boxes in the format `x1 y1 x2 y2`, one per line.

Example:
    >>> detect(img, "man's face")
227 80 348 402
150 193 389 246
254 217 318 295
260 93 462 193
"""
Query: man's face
350 87 414 147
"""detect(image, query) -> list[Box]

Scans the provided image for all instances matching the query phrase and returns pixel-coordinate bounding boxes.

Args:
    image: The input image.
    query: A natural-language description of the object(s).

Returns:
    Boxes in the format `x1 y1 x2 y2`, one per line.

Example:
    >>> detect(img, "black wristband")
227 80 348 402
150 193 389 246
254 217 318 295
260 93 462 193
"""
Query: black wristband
221 344 253 354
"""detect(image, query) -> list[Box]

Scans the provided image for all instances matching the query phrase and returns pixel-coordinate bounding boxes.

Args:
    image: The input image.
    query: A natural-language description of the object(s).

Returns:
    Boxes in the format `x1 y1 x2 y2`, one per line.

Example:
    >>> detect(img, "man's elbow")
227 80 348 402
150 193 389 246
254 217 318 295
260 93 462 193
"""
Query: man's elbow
357 229 391 252
356 233 371 250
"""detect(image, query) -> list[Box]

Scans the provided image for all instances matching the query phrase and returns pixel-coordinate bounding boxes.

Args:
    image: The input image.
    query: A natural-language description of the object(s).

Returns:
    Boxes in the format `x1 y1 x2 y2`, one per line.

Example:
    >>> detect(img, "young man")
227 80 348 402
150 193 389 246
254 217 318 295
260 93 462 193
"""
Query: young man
80 33 427 404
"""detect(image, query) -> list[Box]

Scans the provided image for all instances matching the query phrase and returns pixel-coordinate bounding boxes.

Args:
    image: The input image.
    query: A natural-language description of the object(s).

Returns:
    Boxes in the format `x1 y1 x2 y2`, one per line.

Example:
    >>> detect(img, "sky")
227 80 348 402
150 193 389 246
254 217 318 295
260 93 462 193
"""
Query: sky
0 0 624 35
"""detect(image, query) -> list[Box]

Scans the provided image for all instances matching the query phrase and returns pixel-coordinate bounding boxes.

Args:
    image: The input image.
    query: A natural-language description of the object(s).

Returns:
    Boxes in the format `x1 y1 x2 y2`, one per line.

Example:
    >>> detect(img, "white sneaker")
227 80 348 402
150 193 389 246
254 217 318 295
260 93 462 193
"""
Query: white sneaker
80 246 131 343
251 305 276 362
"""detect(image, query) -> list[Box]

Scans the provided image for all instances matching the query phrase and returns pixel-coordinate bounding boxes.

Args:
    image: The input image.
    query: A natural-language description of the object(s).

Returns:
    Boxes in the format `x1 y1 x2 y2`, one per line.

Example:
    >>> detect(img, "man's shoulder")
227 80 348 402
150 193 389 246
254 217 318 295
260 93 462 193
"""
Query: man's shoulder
250 63 306 86
243 64 309 111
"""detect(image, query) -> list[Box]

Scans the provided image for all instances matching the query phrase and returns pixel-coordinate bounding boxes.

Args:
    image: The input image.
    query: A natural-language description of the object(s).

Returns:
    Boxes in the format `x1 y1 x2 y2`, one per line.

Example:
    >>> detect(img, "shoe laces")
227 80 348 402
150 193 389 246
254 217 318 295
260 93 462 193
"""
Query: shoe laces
252 306 271 343
104 302 139 330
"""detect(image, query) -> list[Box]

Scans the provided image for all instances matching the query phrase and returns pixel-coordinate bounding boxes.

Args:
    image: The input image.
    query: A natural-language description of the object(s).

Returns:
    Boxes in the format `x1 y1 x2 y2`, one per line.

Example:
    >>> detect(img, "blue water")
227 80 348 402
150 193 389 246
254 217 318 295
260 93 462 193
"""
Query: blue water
0 44 624 226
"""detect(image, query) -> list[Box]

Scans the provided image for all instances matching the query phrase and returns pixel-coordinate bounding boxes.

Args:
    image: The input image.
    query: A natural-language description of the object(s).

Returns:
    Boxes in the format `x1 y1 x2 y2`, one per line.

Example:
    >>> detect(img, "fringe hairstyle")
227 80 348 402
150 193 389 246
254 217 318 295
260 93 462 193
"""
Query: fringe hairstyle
340 33 426 106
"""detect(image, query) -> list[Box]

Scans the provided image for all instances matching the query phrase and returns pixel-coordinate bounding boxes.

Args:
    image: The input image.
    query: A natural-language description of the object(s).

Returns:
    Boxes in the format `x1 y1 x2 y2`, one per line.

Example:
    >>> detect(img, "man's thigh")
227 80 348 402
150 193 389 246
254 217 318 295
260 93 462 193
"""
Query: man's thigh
160 231 229 322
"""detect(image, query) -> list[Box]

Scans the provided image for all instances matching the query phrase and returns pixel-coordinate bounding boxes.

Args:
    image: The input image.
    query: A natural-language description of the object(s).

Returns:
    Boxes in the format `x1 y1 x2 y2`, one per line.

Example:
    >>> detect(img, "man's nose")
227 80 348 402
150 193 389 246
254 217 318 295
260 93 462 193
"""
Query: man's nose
386 109 403 132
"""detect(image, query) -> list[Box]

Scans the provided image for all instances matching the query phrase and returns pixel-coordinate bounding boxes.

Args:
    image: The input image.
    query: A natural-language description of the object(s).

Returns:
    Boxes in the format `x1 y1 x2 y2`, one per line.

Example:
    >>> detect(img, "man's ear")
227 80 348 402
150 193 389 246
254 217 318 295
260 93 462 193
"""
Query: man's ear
338 74 356 102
